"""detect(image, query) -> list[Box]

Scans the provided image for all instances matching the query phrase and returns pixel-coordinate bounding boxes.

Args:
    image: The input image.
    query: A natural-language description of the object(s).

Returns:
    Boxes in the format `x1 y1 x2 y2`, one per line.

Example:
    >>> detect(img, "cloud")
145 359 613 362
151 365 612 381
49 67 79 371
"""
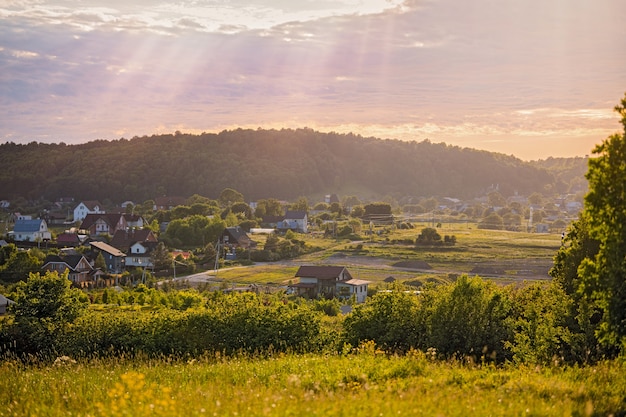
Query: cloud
0 0 624 159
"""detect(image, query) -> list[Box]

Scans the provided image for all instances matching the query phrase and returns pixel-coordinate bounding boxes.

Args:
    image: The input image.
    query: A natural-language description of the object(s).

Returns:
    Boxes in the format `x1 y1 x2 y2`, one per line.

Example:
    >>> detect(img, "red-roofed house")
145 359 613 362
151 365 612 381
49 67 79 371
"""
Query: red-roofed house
289 265 370 302
80 213 127 237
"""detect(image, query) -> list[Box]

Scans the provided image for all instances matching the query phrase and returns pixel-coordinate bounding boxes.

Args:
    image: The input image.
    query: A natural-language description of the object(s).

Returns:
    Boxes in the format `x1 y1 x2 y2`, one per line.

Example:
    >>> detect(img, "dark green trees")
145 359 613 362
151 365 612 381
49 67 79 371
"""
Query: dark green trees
550 93 626 356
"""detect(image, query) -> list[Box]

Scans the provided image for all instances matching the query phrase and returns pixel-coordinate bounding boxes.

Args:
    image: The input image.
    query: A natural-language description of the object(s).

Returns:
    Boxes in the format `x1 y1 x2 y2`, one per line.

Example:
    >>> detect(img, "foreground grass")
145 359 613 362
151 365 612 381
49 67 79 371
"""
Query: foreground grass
1 352 624 416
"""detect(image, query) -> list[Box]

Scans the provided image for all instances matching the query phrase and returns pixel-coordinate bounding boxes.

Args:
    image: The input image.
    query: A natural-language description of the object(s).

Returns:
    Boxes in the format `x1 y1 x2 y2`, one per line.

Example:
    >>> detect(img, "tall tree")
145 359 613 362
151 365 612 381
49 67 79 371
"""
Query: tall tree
577 93 626 353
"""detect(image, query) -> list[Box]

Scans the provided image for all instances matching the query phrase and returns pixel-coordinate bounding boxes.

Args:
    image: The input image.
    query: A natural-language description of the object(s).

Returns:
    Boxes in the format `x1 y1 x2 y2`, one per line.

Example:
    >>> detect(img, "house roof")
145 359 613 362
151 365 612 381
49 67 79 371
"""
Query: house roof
110 229 157 252
340 279 371 286
13 219 45 233
295 265 352 280
223 226 254 246
79 213 123 230
0 294 15 306
56 232 81 244
90 241 126 257
284 210 306 220
42 254 91 271
78 200 102 211
123 214 144 223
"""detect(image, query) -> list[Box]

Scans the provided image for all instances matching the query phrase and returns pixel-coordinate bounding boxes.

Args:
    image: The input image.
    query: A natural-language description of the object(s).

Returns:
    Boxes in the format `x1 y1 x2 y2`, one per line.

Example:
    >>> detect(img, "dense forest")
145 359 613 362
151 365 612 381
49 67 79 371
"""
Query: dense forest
0 129 586 203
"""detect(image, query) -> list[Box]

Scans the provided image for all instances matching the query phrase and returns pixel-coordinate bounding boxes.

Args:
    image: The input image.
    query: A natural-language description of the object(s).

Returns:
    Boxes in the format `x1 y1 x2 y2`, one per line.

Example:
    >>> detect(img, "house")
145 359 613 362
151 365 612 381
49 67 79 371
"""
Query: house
110 229 157 253
90 241 126 274
0 200 10 209
278 210 308 233
56 232 82 247
289 265 370 302
0 294 15 315
124 241 158 269
153 196 186 211
123 213 146 229
336 279 371 303
221 226 257 260
42 253 94 287
73 201 104 222
222 226 256 249
79 213 128 237
10 219 52 242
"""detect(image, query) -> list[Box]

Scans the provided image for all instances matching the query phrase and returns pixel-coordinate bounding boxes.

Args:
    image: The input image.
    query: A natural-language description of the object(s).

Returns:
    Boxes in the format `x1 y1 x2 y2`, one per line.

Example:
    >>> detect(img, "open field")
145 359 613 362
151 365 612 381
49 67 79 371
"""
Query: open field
1 352 623 417
187 224 563 288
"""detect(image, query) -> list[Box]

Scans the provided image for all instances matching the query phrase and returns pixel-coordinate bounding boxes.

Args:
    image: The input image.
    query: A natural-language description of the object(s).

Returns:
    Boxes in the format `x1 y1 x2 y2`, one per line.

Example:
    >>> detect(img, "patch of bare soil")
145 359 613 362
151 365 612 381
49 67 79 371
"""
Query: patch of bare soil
392 260 433 270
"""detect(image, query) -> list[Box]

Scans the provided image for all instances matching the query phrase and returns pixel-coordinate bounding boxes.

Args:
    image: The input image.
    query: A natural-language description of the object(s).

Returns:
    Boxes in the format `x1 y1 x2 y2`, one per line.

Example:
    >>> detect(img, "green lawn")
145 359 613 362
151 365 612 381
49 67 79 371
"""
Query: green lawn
1 352 623 416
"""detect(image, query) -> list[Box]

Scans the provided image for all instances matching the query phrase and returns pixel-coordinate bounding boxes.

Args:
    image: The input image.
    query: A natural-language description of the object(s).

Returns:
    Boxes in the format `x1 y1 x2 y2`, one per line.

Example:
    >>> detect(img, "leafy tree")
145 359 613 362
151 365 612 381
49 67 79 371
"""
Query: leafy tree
230 202 252 218
151 242 172 271
0 247 42 283
289 197 309 213
488 191 507 207
478 212 504 230
350 205 365 218
416 227 441 245
528 192 544 206
94 252 107 272
343 289 421 352
219 188 244 207
363 202 392 216
329 202 342 215
575 93 626 353
502 212 522 231
421 275 512 360
342 195 361 209
507 281 576 364
420 197 438 212
254 199 284 218
13 270 87 323
313 202 329 211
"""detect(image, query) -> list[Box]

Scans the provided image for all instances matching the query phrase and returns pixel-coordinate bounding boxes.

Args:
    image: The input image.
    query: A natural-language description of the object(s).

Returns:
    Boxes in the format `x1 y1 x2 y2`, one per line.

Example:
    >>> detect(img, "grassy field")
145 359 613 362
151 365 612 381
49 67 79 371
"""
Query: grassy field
212 224 562 288
1 351 623 417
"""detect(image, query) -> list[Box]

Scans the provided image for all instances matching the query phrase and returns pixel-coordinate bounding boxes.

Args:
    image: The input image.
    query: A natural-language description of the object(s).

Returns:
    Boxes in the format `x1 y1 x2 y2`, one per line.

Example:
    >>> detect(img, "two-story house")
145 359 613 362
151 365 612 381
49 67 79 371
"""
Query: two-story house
73 201 105 222
80 213 128 237
278 210 308 233
42 252 94 287
89 241 126 274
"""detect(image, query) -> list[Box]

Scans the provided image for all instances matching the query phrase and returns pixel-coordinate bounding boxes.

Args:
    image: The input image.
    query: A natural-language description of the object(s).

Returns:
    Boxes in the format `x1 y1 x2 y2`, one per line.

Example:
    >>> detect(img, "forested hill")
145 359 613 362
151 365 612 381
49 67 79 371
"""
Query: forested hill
0 129 579 202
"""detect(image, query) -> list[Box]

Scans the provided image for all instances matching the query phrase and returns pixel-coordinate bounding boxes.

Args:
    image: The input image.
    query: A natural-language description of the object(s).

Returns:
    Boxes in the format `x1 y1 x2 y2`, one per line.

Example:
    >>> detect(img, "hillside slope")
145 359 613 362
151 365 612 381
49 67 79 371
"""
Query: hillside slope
0 129 568 202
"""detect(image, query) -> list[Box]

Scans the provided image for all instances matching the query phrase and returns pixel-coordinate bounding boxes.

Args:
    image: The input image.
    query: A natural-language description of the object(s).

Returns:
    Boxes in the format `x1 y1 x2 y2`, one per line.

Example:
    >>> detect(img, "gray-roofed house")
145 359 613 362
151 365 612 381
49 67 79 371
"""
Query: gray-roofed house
10 219 52 242
89 241 126 274
42 253 94 287
278 210 308 233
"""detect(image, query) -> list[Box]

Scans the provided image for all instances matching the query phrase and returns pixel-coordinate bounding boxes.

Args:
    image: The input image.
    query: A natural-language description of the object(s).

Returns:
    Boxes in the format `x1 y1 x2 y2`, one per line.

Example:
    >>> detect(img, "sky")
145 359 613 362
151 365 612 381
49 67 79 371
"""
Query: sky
0 0 624 160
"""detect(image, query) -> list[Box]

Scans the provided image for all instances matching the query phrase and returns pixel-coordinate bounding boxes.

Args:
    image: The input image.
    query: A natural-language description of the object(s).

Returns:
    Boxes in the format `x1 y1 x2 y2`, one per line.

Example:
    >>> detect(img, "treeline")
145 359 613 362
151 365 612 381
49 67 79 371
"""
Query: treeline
0 129 582 202
0 271 611 365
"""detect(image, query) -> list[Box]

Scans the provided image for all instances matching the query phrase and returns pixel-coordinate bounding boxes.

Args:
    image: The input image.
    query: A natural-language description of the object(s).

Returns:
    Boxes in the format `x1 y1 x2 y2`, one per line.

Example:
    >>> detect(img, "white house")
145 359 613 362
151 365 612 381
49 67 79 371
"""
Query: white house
336 279 371 303
278 210 308 233
73 201 105 222
10 219 52 242
124 241 155 268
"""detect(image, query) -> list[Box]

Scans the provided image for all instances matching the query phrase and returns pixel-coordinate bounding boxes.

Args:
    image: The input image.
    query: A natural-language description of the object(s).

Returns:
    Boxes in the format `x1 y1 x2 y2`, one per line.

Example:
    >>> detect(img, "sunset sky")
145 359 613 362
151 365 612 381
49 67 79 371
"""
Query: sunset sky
1 0 624 160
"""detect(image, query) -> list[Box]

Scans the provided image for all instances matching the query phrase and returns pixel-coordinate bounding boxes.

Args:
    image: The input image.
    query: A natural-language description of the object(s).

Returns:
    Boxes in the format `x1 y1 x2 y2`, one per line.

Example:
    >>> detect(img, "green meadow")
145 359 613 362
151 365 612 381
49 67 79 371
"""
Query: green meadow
1 352 624 417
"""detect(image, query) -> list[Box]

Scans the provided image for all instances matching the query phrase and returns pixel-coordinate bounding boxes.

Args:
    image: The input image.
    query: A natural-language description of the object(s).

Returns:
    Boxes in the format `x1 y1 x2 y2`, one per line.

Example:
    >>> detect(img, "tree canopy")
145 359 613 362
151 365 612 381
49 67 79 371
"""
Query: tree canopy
0 129 566 203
